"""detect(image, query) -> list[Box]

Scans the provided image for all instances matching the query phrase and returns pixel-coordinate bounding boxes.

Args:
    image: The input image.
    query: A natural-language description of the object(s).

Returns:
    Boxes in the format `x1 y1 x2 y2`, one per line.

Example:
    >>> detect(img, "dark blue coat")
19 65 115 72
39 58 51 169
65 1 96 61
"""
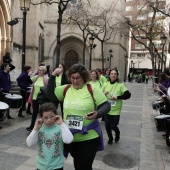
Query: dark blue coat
0 71 11 92
16 71 32 90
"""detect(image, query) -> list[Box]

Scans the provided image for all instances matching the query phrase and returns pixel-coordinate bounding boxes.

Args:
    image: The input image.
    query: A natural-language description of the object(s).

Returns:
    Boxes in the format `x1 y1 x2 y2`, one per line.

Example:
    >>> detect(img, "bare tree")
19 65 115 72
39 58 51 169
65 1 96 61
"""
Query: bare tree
124 0 168 76
67 1 123 69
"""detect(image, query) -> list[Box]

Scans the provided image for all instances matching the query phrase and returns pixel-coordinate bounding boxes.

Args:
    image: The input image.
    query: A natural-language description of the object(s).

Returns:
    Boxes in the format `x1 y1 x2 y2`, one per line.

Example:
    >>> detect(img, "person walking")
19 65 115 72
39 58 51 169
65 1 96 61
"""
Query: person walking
104 68 110 80
145 73 149 84
54 63 70 118
26 66 48 132
96 68 107 84
102 69 131 144
89 70 102 89
47 63 111 170
0 63 14 119
26 102 73 170
16 65 33 118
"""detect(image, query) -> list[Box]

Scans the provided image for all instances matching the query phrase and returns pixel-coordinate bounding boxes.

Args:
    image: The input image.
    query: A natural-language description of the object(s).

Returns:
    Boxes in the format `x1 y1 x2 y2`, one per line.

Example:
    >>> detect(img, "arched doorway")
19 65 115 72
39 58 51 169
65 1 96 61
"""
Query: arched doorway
65 50 79 70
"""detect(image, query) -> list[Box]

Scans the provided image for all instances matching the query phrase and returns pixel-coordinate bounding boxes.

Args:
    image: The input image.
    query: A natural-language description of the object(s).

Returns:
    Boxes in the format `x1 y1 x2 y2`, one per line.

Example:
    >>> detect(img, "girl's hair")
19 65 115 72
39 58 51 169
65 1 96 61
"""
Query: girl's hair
38 66 47 73
90 70 100 80
108 69 120 82
23 65 31 72
39 103 57 117
67 64 90 83
59 63 67 74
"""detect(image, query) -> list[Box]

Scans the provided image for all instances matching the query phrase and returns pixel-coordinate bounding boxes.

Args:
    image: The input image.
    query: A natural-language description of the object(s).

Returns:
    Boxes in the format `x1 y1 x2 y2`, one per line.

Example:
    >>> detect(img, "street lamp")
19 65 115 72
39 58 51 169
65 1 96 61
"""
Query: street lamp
20 0 31 71
89 35 95 70
109 49 113 68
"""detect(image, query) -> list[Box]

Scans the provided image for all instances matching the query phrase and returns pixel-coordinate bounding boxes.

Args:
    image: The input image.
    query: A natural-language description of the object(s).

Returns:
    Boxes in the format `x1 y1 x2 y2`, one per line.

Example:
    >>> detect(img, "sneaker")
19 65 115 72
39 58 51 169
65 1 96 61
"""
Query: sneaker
107 140 113 145
26 110 33 115
18 114 25 118
115 134 120 143
26 127 33 132
7 115 14 119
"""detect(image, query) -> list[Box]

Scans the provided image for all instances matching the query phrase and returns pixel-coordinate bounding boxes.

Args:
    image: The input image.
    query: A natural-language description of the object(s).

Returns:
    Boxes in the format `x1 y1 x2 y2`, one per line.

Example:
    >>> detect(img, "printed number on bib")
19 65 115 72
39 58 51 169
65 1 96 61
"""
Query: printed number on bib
65 115 83 130
108 100 116 106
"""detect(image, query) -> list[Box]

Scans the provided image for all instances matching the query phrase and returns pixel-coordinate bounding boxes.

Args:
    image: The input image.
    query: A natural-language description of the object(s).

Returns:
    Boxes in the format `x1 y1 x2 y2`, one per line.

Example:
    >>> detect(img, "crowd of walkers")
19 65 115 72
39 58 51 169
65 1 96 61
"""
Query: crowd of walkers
0 56 133 170
1 52 170 170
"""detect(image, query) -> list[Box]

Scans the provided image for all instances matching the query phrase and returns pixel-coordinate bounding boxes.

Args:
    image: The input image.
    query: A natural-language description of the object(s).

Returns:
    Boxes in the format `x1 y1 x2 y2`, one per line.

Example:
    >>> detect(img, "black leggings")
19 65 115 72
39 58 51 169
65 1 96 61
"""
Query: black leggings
65 137 100 170
104 114 120 141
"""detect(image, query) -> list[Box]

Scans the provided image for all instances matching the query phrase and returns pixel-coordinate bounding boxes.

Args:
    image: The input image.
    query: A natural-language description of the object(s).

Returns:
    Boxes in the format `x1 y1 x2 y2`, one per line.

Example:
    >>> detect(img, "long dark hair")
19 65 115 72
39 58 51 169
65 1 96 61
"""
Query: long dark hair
59 63 70 85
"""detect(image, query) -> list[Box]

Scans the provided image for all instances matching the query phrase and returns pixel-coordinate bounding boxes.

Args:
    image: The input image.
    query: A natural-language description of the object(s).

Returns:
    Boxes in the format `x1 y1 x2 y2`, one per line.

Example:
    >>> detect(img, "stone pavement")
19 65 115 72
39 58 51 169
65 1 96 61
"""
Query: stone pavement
0 81 170 170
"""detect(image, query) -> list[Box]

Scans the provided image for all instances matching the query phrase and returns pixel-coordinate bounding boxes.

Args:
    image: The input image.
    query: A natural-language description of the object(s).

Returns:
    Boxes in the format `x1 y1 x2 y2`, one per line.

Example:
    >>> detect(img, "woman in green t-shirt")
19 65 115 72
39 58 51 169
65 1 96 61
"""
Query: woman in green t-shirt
26 66 48 132
47 64 110 170
88 70 102 89
102 69 131 145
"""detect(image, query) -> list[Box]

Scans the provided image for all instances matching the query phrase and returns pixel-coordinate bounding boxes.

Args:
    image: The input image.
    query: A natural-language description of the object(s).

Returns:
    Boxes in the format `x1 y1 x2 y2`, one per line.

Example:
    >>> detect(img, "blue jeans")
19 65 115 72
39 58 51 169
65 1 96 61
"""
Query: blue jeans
104 114 120 141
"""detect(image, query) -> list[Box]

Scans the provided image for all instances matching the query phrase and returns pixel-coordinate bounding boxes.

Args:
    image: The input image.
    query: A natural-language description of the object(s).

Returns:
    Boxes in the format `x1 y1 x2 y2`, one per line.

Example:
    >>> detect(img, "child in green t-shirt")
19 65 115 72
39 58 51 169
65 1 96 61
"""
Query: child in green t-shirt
26 103 73 170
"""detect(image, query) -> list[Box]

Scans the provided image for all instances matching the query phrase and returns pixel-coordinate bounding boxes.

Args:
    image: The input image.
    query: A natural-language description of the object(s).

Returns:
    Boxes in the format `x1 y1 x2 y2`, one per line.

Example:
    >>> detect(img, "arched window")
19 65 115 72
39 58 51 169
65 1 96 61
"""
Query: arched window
65 50 79 69
38 34 44 61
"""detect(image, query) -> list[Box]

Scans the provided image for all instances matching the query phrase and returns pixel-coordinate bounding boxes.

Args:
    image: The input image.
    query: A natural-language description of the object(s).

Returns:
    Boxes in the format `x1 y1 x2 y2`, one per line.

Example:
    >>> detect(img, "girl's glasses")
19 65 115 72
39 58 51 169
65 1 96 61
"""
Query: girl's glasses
42 116 56 121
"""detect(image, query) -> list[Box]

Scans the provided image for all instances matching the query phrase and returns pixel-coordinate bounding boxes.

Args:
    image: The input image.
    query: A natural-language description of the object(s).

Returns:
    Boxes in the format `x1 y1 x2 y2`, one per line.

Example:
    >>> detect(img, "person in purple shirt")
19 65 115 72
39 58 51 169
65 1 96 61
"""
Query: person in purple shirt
0 63 11 93
16 65 33 118
0 63 13 119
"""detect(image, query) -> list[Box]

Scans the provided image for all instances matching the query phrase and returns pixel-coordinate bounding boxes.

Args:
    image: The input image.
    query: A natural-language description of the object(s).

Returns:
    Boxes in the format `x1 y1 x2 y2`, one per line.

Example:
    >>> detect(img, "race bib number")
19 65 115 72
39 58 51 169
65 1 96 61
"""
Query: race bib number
65 115 84 130
108 100 116 106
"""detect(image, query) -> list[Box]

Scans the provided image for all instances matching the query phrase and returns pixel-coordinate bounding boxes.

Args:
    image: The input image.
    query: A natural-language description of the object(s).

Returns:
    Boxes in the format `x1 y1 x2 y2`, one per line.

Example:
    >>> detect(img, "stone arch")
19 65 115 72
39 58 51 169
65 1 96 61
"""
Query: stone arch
48 33 90 68
0 0 11 62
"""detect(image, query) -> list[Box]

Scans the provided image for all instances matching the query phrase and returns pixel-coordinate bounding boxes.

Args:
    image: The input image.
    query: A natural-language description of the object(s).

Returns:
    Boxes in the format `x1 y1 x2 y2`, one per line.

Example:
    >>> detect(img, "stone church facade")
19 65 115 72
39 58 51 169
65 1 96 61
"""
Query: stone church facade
0 0 129 81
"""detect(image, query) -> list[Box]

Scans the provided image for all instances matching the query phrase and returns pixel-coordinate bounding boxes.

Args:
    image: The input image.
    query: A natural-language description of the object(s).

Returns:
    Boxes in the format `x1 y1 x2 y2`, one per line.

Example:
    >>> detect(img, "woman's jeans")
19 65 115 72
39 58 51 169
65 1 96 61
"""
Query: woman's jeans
104 114 120 141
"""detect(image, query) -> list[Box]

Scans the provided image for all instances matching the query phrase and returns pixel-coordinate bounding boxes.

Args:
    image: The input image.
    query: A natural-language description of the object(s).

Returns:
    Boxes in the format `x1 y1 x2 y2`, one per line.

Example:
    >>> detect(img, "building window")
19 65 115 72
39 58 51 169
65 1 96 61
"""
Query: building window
137 15 147 20
38 34 44 61
126 6 133 11
136 34 146 39
137 54 145 58
137 5 147 10
135 44 145 49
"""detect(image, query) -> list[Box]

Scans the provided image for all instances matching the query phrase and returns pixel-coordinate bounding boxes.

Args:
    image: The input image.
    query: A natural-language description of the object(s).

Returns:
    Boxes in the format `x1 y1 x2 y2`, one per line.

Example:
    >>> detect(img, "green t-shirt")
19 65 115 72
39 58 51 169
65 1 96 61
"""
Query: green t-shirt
36 124 64 170
100 75 107 84
55 76 62 87
54 84 107 142
102 81 127 115
31 76 48 100
88 80 102 89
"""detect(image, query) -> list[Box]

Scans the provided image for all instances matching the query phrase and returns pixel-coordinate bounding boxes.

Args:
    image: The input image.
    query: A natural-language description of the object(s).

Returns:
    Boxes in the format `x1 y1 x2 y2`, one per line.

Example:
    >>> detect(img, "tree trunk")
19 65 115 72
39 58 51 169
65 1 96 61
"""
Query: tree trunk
101 41 104 69
56 11 63 67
